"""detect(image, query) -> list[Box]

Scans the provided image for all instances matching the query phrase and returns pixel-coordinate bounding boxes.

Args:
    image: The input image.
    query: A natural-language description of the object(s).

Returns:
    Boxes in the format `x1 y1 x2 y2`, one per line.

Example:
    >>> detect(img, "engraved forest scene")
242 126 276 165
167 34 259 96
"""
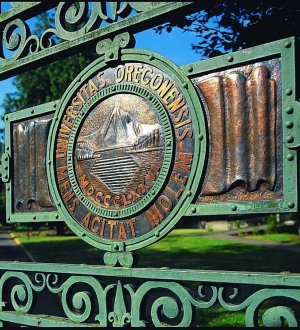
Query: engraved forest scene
75 94 164 210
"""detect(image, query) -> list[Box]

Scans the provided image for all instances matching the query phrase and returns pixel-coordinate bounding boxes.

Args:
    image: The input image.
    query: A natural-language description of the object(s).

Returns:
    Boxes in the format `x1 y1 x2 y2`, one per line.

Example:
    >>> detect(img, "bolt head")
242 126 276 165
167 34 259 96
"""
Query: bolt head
286 106 293 114
285 89 293 96
285 41 292 48
286 135 294 143
227 56 233 62
287 153 294 161
288 202 295 209
191 207 197 214
286 121 293 129
231 205 237 211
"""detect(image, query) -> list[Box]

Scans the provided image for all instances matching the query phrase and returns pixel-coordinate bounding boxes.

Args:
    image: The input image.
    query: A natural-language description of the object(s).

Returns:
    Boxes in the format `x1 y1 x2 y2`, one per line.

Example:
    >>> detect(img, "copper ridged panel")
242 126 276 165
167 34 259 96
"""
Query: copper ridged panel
196 60 281 201
13 114 56 212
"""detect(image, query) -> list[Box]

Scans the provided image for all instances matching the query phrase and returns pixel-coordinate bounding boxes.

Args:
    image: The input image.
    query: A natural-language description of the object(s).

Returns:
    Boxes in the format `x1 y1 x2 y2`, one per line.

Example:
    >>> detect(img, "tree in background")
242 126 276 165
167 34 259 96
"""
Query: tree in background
155 0 300 60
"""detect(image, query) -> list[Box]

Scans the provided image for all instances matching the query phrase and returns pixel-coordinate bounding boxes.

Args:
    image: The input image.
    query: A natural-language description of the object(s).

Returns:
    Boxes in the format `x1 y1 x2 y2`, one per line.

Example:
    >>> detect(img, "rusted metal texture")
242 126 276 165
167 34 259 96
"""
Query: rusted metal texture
13 114 55 212
195 59 282 202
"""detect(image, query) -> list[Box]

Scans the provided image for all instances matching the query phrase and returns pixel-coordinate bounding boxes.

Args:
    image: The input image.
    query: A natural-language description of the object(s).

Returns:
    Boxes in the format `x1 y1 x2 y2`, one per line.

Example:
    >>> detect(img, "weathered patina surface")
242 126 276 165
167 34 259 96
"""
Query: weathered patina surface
0 2 299 328
47 51 205 251
196 59 281 201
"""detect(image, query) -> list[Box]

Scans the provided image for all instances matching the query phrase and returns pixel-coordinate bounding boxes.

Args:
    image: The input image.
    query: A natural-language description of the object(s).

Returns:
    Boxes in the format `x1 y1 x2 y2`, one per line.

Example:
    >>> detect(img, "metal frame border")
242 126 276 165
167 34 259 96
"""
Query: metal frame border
4 100 63 223
47 49 207 251
182 37 299 217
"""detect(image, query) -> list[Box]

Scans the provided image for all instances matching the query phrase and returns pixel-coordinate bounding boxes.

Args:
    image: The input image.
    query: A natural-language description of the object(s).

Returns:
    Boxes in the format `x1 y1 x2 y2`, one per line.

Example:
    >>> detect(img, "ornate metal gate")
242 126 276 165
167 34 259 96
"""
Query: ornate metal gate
0 2 299 327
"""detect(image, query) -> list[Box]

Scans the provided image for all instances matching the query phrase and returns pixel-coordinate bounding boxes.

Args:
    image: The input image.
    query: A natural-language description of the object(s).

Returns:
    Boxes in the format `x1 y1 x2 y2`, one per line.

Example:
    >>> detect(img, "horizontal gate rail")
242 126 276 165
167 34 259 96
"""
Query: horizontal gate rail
0 262 299 327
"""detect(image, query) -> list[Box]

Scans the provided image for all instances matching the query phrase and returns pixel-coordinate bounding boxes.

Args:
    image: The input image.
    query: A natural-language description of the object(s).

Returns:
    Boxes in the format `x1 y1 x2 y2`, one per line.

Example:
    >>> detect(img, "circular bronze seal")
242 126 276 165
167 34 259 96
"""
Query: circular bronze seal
48 50 206 251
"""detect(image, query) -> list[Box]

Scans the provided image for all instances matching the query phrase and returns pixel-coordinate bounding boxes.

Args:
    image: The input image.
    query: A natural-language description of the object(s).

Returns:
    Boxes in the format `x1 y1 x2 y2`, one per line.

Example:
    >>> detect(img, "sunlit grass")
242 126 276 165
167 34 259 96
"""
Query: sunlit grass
8 227 300 327
244 233 300 245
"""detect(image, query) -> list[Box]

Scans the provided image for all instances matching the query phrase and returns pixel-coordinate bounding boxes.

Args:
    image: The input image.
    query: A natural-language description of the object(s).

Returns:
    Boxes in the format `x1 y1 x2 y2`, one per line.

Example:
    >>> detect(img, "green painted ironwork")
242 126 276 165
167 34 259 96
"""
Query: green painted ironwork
0 262 299 327
0 1 299 328
3 100 62 223
47 48 206 252
0 2 199 80
184 37 300 217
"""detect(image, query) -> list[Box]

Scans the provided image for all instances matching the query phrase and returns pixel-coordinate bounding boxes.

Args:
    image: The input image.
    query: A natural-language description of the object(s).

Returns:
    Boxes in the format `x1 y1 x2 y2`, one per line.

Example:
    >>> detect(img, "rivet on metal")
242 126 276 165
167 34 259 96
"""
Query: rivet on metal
286 106 294 114
286 121 293 129
57 202 61 207
187 190 192 196
7 187 10 191
286 135 294 143
285 89 293 96
288 202 295 209
155 231 160 237
55 215 59 219
5 116 8 121
31 109 34 114
4 175 8 180
149 54 155 60
82 233 86 237
7 217 10 221
191 207 197 214
33 216 36 220
4 166 8 170
199 134 204 141
231 205 237 211
183 82 188 89
4 157 8 161
109 52 114 59
285 41 292 48
151 190 155 195
53 103 57 108
227 56 233 62
6 147 9 151
48 160 51 165
287 153 294 161
187 66 193 73
114 244 119 251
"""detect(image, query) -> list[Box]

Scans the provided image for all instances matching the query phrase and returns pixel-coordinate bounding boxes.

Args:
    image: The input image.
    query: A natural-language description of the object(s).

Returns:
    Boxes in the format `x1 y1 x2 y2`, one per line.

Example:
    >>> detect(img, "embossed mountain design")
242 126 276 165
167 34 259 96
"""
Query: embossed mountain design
85 104 161 194
101 105 160 148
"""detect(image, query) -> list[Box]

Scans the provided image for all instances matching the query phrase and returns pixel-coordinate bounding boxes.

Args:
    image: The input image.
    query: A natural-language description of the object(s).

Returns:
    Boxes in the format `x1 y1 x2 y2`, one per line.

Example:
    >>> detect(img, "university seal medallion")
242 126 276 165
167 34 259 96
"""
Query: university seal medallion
48 51 206 251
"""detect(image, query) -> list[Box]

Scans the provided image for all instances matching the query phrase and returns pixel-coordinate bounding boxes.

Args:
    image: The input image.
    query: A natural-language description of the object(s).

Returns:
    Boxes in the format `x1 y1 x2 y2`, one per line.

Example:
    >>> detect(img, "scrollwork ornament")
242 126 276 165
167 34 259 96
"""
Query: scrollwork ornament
0 271 45 313
262 306 298 327
40 28 57 50
244 289 300 327
58 276 114 326
54 2 102 41
130 281 193 327
1 18 31 62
